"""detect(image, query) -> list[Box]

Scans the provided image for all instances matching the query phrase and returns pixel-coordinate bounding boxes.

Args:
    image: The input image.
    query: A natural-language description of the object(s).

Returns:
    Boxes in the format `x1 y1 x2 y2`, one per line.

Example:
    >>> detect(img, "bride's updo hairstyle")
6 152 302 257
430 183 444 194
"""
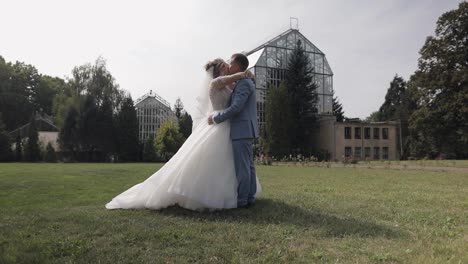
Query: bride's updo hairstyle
205 58 225 79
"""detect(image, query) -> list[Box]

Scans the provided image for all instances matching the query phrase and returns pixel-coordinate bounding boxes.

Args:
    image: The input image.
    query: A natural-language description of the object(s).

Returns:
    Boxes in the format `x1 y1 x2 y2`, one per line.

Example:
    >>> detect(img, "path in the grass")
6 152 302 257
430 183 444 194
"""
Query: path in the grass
273 162 468 172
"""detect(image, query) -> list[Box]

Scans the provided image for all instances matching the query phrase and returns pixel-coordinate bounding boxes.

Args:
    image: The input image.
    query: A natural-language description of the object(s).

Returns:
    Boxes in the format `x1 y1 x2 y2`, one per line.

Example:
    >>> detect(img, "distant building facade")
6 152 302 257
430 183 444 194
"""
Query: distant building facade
314 119 400 160
135 90 174 141
8 112 60 150
246 28 401 160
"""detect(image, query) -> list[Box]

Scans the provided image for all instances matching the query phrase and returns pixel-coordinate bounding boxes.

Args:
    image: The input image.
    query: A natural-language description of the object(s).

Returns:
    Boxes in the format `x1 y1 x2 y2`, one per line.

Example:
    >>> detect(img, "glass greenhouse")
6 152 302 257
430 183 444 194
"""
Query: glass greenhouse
246 29 334 130
135 90 174 141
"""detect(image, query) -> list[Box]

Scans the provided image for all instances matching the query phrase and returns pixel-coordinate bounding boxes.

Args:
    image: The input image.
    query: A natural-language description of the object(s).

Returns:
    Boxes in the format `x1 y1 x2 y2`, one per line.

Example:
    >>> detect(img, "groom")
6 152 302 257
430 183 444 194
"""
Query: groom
208 53 259 208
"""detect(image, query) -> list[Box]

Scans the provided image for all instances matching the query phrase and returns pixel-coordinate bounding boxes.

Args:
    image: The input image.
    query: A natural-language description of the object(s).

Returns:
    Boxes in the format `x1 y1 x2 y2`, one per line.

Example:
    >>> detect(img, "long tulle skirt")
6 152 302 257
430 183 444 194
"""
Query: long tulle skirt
105 118 261 211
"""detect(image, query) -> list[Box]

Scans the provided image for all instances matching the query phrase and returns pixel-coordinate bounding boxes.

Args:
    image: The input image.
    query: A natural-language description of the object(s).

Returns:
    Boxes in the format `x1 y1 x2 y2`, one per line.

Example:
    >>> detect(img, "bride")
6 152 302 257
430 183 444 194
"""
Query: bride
105 58 262 211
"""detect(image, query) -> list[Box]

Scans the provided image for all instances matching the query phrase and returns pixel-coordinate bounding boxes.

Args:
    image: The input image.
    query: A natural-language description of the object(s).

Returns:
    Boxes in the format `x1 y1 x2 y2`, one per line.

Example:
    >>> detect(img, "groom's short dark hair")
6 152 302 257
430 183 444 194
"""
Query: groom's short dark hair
231 53 249 71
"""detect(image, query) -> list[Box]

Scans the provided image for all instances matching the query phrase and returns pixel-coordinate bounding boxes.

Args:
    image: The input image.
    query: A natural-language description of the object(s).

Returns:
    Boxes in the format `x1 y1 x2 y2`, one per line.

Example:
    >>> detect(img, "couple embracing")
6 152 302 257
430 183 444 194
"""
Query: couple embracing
106 53 262 211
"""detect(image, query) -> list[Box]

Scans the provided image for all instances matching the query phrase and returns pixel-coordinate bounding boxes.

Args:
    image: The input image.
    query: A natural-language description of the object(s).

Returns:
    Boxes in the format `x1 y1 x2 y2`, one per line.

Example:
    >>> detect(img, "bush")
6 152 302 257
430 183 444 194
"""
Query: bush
312 149 331 162
256 153 272 166
342 156 358 165
155 119 184 161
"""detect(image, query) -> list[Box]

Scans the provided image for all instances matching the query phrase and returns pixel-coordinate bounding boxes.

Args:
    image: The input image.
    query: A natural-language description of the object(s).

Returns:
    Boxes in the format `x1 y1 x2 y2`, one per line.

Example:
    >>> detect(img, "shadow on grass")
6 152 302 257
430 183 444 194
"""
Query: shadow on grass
154 198 403 239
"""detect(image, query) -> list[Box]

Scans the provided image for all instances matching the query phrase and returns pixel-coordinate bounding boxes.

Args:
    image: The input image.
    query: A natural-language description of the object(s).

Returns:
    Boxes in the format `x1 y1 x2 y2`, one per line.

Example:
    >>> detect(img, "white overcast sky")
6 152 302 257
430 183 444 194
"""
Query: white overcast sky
0 0 463 118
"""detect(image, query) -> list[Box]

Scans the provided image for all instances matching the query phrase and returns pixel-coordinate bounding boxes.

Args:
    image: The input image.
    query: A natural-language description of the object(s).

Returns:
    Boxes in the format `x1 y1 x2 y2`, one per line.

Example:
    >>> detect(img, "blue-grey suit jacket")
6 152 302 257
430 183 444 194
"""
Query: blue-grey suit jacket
213 78 259 140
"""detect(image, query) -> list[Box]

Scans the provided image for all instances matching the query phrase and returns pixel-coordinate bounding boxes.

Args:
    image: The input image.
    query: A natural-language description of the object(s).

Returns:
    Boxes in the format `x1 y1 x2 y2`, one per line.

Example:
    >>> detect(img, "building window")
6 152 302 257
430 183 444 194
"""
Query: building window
345 147 352 157
364 127 371 139
345 127 351 139
373 128 380 139
354 147 361 159
354 127 361 139
382 128 389 139
373 147 380 160
365 147 371 158
383 147 389 160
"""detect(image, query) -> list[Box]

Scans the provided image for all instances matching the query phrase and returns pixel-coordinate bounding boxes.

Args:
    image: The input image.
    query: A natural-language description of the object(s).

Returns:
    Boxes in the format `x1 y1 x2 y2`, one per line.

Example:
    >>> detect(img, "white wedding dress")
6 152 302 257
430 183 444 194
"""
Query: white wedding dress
105 72 261 211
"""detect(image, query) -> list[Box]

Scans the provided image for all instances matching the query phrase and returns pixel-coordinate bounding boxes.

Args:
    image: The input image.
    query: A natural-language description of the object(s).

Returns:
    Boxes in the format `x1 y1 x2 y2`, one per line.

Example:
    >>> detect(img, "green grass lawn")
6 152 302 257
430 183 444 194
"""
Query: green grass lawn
0 163 467 263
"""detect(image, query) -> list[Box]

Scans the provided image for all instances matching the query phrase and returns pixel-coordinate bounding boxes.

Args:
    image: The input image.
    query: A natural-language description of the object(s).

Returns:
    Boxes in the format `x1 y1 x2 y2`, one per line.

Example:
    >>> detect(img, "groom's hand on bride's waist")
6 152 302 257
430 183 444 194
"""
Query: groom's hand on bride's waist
208 115 216 125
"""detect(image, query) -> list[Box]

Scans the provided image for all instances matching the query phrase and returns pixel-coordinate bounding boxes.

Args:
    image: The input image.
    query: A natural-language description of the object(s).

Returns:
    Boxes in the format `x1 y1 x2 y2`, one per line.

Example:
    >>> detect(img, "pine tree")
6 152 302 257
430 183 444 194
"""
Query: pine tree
174 98 184 119
116 97 140 161
377 75 415 159
59 106 80 160
44 142 57 162
332 90 345 122
264 82 292 158
285 39 318 154
142 134 157 162
24 114 41 161
96 98 115 160
173 98 193 140
178 111 193 139
378 75 410 121
0 114 13 161
79 95 99 160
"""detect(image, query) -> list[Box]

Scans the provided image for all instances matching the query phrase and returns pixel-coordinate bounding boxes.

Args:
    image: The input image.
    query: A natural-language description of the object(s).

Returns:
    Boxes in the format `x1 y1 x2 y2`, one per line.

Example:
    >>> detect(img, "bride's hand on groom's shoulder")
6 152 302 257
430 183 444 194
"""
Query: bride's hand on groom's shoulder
244 70 255 81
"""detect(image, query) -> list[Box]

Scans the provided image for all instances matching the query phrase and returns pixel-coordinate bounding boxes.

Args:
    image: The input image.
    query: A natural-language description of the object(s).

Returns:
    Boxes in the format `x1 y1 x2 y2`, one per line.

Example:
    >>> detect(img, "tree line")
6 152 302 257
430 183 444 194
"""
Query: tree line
366 2 467 159
0 57 192 162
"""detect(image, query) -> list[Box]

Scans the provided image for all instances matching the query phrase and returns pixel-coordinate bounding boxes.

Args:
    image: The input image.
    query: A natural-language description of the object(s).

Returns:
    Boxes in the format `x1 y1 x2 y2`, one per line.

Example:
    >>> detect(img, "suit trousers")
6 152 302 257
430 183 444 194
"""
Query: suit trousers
232 138 257 207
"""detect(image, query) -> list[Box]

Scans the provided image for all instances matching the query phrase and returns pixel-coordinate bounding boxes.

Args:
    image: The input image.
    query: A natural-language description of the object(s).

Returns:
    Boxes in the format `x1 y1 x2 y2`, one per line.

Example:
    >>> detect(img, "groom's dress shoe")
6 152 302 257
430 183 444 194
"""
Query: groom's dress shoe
237 203 250 209
237 199 256 208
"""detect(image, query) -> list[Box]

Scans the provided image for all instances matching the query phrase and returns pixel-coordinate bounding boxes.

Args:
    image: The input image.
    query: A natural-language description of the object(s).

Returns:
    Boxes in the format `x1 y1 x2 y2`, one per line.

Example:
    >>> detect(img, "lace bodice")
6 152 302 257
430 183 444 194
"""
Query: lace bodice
209 87 231 110
209 76 235 111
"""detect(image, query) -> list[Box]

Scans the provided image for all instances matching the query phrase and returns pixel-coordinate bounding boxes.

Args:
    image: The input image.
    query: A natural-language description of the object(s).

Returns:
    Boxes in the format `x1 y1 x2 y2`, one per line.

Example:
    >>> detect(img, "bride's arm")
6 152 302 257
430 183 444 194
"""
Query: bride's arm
210 71 254 89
